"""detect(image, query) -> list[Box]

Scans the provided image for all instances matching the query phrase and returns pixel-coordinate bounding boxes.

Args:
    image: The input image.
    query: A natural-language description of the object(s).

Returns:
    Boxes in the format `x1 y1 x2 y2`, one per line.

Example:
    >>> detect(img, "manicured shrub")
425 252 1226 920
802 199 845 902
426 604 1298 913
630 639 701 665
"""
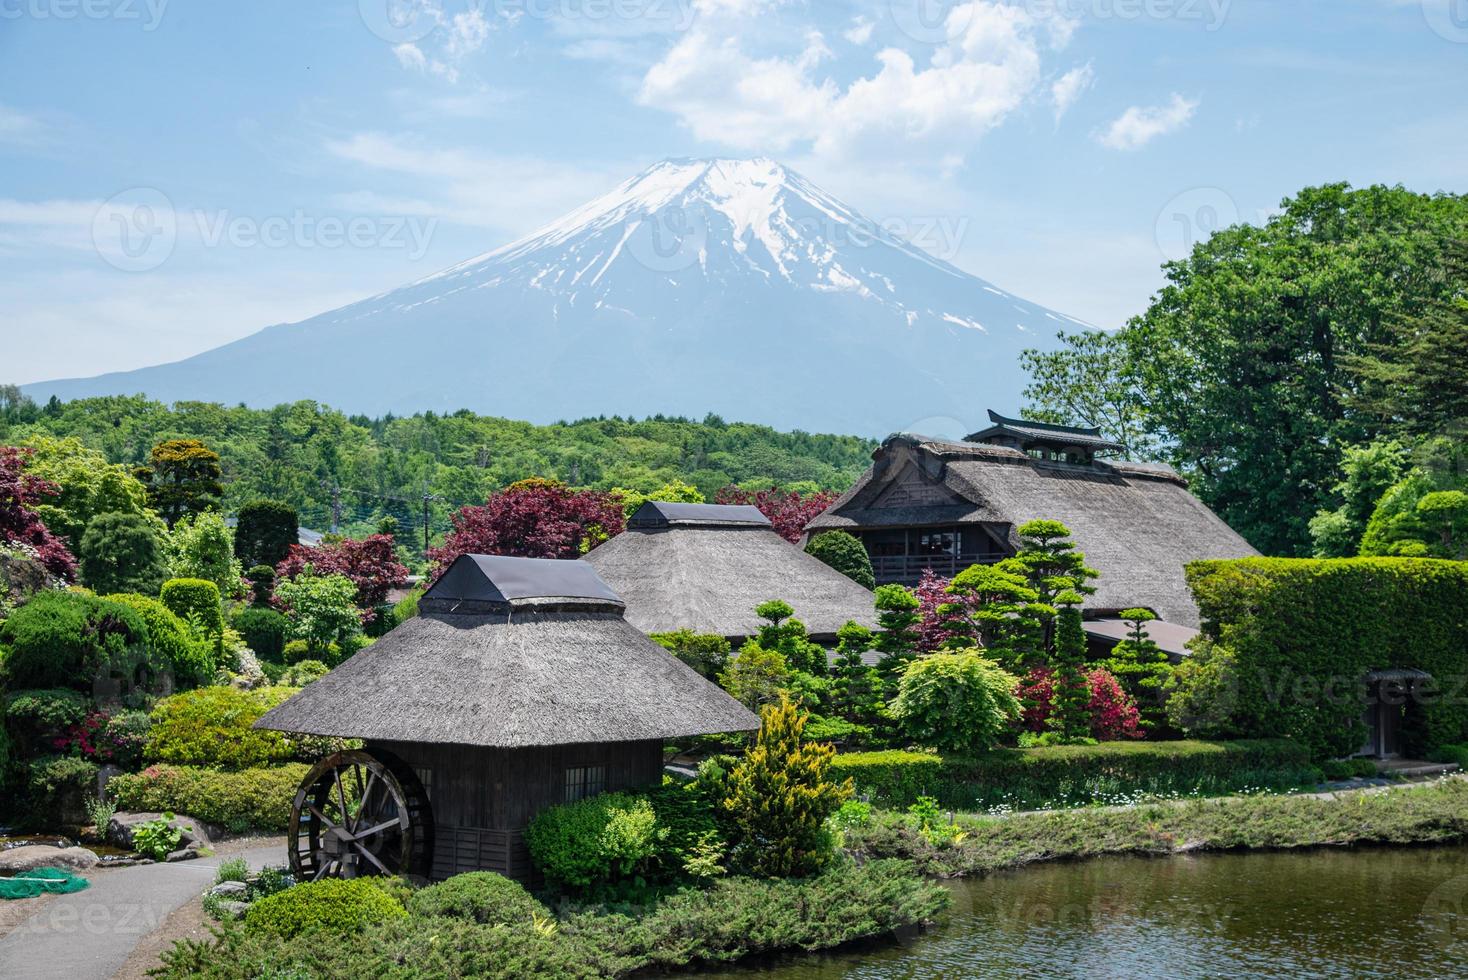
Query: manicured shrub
144 686 300 769
25 755 99 827
105 592 214 687
890 649 1021 754
0 590 147 690
526 792 661 889
244 564 275 606
232 607 289 661
649 628 731 680
234 500 298 570
4 688 91 756
1019 666 1143 741
1183 557 1468 758
804 531 876 589
160 577 224 639
829 739 1315 811
79 511 168 596
107 763 311 832
98 709 151 769
246 878 406 938
723 698 851 877
407 872 549 926
280 660 328 686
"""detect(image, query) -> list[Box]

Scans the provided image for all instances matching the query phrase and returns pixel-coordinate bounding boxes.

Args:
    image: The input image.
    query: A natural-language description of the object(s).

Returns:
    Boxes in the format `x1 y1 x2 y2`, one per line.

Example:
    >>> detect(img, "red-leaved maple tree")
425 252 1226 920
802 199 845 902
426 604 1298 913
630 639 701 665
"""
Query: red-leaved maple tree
428 479 625 577
712 485 836 543
276 533 409 613
1018 666 1142 741
0 445 77 579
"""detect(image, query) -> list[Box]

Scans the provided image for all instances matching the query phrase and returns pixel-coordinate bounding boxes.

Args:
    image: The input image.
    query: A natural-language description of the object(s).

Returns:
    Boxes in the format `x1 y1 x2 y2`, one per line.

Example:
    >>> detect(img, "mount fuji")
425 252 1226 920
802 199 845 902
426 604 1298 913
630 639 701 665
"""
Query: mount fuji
28 158 1088 436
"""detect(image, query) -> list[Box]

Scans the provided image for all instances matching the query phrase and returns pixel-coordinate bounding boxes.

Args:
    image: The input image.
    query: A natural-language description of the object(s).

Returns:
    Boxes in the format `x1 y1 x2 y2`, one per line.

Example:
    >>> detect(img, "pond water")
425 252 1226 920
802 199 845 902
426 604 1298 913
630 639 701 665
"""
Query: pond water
699 847 1468 979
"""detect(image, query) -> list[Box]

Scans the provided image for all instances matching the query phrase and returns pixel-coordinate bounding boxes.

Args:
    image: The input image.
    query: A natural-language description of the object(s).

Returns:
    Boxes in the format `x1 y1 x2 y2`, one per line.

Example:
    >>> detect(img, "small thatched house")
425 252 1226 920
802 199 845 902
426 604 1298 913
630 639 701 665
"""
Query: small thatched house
254 555 757 883
805 412 1258 629
582 501 878 644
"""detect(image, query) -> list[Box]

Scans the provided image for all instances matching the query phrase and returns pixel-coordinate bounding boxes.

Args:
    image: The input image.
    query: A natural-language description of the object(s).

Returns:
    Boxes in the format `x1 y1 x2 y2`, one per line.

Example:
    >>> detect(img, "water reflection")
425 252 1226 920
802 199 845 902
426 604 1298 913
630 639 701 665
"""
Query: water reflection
697 847 1468 978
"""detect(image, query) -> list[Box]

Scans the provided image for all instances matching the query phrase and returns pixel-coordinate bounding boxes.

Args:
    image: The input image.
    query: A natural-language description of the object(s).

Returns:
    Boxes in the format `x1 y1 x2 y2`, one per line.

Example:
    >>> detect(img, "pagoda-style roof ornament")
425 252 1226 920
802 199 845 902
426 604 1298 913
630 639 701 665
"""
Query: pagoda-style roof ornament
964 409 1125 459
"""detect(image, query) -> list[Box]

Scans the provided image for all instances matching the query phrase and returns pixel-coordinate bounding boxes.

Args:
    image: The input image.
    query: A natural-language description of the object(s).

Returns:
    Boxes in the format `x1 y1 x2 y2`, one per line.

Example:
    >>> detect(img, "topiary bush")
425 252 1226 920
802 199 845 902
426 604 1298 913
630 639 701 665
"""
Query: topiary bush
244 564 275 606
829 739 1316 811
144 685 301 769
406 871 550 926
245 878 406 939
805 531 876 590
107 763 311 832
526 792 662 890
160 578 224 640
232 607 289 662
234 500 299 570
0 590 148 690
24 755 100 827
890 649 1022 754
79 511 168 597
105 592 214 687
1184 557 1468 758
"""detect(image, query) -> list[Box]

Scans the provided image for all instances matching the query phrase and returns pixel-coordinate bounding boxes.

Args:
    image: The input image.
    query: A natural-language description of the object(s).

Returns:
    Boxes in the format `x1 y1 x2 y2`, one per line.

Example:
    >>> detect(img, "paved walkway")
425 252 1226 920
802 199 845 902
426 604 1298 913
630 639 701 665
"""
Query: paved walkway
0 843 284 980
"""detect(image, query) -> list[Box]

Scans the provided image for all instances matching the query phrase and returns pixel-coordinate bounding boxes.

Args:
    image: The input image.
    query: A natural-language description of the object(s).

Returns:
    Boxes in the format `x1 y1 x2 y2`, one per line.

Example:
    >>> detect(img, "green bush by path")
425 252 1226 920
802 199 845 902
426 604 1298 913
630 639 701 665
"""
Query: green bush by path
106 763 310 832
831 739 1314 811
144 685 301 769
1182 557 1468 758
156 859 946 979
406 872 549 926
0 590 148 690
245 878 406 938
105 592 214 687
526 792 661 889
846 777 1468 879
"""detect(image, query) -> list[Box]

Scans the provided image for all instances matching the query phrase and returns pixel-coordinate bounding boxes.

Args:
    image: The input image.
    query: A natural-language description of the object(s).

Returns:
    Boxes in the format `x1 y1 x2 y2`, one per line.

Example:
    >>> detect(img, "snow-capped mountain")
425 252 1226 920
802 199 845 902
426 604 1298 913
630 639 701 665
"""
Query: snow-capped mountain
28 158 1087 435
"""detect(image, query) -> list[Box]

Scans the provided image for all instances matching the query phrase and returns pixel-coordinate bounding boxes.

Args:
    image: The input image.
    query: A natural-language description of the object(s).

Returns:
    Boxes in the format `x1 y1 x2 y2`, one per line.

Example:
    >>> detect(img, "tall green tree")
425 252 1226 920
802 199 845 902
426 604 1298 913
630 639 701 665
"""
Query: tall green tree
1020 329 1157 460
1307 440 1410 557
20 435 153 546
1122 184 1467 556
136 439 224 525
1048 599 1092 744
234 499 299 569
78 511 168 596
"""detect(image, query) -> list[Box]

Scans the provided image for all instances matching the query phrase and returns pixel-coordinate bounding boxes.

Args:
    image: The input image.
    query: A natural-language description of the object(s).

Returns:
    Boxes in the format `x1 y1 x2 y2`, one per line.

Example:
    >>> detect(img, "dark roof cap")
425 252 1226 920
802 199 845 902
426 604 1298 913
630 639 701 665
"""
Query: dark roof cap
422 554 624 612
627 501 771 529
965 410 1125 453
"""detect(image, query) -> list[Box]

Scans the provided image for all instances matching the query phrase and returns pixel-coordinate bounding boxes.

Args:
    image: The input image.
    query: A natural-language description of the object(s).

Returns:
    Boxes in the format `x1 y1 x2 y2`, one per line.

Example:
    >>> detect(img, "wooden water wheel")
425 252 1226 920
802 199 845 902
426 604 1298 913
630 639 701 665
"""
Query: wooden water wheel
287 749 433 881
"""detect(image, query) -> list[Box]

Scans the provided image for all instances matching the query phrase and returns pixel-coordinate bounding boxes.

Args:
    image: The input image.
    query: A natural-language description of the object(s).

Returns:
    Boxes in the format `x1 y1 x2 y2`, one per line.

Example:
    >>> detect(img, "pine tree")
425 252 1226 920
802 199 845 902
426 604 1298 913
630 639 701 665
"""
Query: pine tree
1048 597 1093 744
829 620 883 727
134 439 224 526
942 562 1043 668
1101 607 1173 731
872 584 920 678
723 697 852 877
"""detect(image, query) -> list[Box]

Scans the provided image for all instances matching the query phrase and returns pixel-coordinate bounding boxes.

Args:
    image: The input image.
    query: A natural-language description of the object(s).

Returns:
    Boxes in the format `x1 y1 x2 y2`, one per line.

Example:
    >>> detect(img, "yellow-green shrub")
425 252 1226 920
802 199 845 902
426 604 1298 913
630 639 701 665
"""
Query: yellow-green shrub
245 878 406 938
144 685 299 769
107 763 310 832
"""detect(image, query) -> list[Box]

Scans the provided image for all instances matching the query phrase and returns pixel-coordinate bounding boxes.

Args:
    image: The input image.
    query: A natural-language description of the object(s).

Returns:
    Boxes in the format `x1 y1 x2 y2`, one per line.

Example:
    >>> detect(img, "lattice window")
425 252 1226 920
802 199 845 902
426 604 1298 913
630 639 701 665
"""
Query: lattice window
565 765 606 802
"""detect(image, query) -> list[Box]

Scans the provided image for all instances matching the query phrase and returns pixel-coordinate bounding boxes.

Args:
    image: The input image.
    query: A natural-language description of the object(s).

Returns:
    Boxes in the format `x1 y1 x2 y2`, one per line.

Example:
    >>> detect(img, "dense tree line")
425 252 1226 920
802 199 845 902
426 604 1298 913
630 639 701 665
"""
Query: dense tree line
0 396 877 561
1021 183 1467 557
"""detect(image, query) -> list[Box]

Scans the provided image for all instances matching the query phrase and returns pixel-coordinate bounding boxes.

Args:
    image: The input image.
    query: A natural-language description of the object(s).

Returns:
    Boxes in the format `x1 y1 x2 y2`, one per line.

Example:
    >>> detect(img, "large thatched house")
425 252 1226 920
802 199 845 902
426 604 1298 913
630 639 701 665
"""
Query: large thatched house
805 412 1258 631
255 555 757 883
583 501 878 644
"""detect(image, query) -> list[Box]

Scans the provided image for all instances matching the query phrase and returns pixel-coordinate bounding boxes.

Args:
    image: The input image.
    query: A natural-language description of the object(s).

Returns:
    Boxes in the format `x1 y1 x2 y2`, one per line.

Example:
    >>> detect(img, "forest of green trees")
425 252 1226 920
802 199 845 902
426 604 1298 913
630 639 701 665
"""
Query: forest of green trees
1021 183 1467 559
0 395 876 558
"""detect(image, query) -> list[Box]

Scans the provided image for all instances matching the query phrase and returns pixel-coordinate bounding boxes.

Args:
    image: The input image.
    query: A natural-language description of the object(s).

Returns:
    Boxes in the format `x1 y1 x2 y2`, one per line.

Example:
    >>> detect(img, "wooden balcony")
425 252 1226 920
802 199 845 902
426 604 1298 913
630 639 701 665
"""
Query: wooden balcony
869 553 1005 586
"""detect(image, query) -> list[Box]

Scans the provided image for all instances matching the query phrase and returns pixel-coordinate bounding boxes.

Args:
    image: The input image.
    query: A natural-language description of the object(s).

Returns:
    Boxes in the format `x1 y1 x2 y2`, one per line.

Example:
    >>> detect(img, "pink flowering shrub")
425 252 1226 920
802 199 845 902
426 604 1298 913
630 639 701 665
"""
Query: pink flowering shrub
1018 666 1143 741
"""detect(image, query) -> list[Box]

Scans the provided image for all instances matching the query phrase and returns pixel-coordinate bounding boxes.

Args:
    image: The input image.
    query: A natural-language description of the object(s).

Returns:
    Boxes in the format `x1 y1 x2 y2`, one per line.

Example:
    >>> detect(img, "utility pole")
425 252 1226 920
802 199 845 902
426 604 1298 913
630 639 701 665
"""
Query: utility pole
422 492 439 556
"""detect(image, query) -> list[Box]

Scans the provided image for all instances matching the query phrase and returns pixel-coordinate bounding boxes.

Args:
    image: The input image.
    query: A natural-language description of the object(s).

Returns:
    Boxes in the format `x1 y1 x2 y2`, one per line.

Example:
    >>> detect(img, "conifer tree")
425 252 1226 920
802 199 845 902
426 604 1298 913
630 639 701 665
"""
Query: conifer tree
1048 595 1093 743
723 697 852 877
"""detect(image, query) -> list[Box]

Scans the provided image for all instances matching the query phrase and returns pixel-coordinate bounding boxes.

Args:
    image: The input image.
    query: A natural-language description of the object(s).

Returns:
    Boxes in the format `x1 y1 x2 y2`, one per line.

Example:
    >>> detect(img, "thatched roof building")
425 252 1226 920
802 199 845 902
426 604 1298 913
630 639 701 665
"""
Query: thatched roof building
806 414 1257 628
583 501 878 643
255 555 757 882
256 554 757 746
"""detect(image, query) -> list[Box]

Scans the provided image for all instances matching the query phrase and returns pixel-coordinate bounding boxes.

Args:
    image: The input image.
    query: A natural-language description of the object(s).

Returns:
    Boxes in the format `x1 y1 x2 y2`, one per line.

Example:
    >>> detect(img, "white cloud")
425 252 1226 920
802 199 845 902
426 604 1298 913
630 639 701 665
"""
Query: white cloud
638 1 1075 166
1050 62 1094 124
386 4 495 84
1096 94 1198 151
844 17 874 45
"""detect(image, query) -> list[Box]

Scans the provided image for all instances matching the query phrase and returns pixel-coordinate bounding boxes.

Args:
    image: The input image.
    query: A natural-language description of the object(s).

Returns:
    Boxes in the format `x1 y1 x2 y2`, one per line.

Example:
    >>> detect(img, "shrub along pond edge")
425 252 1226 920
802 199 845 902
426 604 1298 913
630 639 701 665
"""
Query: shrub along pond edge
844 775 1468 878
156 859 949 979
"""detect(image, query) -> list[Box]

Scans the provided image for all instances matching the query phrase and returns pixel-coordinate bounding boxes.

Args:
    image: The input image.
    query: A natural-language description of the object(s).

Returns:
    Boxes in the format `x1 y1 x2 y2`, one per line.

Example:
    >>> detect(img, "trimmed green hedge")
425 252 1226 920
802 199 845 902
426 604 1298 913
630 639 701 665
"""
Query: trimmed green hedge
144 685 299 770
831 739 1313 811
107 763 309 832
1186 557 1468 758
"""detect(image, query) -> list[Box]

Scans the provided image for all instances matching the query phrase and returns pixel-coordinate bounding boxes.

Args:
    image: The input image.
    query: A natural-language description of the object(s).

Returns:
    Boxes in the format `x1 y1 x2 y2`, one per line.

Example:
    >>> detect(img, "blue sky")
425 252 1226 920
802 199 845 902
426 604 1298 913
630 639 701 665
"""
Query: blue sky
2 0 1465 386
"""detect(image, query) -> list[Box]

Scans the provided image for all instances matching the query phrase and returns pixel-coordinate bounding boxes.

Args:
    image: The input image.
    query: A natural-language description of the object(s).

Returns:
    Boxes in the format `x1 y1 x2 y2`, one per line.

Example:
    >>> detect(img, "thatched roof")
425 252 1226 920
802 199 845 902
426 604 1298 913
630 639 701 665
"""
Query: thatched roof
254 555 758 747
806 433 1258 627
583 504 877 642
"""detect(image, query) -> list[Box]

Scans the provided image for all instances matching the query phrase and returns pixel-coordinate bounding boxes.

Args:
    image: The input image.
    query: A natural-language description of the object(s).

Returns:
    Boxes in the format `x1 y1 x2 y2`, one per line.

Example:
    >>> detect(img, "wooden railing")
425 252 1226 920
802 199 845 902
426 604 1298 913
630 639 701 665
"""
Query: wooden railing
870 553 1005 586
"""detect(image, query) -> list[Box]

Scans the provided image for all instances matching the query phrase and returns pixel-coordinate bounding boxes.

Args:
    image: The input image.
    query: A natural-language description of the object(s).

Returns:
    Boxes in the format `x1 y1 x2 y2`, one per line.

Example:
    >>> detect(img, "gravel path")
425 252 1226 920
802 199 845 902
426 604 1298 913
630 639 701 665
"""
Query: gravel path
0 841 285 980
